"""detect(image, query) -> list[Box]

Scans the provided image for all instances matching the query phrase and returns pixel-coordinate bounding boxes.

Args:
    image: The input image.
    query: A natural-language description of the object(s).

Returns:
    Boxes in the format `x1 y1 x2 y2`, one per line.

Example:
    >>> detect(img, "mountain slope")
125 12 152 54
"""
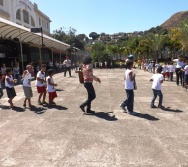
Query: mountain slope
161 11 188 29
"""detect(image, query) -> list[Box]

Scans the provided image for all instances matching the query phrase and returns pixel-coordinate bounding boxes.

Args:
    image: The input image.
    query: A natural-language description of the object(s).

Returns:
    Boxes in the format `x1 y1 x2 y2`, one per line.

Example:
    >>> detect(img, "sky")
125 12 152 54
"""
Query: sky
30 0 188 37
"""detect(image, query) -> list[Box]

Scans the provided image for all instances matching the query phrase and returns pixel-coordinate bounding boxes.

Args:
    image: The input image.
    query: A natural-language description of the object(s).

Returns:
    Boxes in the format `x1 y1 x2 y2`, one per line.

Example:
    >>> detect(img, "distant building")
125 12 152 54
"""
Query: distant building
0 0 51 35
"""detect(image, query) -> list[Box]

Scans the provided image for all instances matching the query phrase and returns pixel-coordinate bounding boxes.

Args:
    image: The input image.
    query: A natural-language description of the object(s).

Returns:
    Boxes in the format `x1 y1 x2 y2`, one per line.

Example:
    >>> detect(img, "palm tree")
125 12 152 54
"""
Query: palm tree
140 32 168 61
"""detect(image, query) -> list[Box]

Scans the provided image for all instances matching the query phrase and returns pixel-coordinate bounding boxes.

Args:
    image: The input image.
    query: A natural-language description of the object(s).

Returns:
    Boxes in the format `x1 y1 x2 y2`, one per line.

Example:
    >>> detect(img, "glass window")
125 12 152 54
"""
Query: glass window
31 17 35 27
16 9 21 20
39 17 41 25
23 10 29 24
0 0 3 6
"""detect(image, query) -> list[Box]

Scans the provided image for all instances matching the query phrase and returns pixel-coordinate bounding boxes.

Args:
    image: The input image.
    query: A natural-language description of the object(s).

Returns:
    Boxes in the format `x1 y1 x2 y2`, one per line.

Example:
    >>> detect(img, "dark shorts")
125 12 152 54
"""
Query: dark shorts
6 87 16 99
37 86 46 93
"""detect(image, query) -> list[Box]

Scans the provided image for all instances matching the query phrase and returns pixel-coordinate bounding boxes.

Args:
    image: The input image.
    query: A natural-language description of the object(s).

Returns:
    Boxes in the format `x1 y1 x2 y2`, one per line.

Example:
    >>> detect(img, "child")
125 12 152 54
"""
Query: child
0 73 5 106
22 65 34 108
35 64 47 105
168 62 175 81
13 63 20 84
120 60 136 115
46 69 57 105
80 56 101 113
5 68 17 108
183 60 188 89
150 66 164 108
162 62 167 81
165 62 170 81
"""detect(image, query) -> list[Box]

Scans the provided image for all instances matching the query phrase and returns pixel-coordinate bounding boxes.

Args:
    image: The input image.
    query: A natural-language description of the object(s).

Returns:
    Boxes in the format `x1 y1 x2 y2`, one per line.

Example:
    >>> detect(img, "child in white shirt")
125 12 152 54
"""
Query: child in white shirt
162 62 167 81
22 65 34 108
183 60 188 89
47 69 57 105
168 62 175 81
150 66 164 109
120 60 136 115
5 68 17 108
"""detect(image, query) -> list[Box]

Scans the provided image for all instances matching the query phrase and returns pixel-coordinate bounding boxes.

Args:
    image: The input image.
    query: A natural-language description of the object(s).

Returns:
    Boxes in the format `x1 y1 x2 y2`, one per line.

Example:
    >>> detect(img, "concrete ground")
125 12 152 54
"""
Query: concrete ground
0 68 188 167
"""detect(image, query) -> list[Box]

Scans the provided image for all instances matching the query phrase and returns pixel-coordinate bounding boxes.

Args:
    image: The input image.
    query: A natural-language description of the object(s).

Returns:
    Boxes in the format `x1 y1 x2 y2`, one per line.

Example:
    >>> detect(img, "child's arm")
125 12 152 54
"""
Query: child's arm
48 78 57 86
129 71 136 81
6 78 14 84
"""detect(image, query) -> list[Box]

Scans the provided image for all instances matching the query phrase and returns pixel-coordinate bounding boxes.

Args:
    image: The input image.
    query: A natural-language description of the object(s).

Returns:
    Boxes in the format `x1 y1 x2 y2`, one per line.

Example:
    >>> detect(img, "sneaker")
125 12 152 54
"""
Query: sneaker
120 104 126 112
127 111 137 116
42 101 48 105
80 105 85 112
86 110 95 114
150 105 157 108
158 105 165 109
38 101 42 105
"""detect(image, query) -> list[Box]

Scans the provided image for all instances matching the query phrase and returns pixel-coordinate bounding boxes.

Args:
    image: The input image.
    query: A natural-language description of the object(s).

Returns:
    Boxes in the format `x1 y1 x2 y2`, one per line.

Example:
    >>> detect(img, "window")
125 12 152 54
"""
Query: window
16 9 21 20
31 17 35 27
0 0 3 6
39 17 41 25
23 10 29 24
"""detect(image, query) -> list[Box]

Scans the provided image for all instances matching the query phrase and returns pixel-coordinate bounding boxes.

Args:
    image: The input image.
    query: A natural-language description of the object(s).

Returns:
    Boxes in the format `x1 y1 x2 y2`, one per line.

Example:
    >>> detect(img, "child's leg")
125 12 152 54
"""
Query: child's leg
151 89 157 107
23 98 27 107
126 89 134 112
28 99 31 107
38 92 43 101
0 88 3 99
42 91 46 102
157 90 163 107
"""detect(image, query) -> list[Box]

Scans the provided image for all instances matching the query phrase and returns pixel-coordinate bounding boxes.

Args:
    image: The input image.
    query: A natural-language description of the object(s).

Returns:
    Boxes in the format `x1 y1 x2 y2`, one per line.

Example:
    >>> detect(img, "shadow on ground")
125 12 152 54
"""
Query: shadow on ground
55 89 64 92
161 107 183 113
45 104 68 110
134 113 159 121
2 106 26 112
86 112 118 121
30 106 47 114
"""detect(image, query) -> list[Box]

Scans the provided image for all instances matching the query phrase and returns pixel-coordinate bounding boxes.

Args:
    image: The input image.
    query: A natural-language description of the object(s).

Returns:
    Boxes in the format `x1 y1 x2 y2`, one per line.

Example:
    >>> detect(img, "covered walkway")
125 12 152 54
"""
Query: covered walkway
0 17 70 70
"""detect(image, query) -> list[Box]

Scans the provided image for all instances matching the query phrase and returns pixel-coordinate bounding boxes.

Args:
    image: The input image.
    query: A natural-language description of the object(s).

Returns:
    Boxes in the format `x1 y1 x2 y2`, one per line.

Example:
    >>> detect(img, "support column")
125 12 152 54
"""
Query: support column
19 29 24 72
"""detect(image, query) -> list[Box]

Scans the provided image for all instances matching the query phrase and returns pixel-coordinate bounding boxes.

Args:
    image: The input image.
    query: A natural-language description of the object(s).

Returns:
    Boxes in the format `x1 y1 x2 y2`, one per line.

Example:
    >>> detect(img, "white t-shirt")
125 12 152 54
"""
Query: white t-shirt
125 69 134 90
105 62 107 65
168 65 175 72
64 59 71 67
162 65 167 73
5 75 14 88
151 74 164 90
1 67 6 74
13 67 20 74
49 62 53 67
36 71 45 87
173 59 185 68
184 65 188 75
47 76 55 92
23 72 33 87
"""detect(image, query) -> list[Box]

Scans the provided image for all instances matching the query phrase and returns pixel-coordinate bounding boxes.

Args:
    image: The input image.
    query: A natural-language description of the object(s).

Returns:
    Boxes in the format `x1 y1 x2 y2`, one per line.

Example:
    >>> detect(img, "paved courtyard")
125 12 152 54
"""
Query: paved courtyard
0 68 188 167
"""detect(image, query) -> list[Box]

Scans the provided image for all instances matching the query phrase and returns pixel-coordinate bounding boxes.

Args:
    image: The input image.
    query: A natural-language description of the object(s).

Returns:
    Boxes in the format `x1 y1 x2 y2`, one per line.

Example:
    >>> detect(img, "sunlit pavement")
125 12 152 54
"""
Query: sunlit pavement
0 68 188 167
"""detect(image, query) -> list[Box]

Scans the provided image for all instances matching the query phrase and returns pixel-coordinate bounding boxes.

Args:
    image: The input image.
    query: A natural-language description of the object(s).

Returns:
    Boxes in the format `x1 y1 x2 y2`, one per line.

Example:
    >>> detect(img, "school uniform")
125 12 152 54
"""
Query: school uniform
23 72 33 99
46 76 57 102
35 71 46 93
5 75 16 98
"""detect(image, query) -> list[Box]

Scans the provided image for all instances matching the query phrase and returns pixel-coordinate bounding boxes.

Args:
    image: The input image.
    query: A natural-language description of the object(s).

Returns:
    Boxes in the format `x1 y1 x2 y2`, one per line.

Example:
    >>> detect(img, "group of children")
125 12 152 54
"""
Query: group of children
0 64 58 108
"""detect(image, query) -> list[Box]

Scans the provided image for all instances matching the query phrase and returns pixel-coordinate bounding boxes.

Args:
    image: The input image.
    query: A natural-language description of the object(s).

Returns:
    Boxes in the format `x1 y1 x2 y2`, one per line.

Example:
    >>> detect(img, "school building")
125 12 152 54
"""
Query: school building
0 0 70 70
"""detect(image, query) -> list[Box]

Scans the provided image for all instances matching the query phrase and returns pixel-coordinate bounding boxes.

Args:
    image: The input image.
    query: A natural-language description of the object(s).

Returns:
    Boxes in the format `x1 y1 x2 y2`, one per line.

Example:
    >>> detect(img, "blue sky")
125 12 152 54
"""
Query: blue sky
30 0 188 36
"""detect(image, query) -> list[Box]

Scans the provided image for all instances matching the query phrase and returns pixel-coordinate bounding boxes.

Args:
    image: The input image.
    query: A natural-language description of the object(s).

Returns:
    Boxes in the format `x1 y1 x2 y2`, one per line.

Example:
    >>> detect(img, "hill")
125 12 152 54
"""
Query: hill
161 11 188 29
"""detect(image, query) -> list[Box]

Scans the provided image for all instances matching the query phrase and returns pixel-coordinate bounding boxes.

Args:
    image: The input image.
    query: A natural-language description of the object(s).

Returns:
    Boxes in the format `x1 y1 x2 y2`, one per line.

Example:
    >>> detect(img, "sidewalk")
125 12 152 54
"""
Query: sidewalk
0 69 187 167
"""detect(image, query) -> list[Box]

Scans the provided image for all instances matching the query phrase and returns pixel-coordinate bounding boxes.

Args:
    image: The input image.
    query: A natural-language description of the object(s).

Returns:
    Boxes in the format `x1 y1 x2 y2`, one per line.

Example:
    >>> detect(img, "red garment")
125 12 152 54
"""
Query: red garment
49 91 57 101
82 64 93 83
37 86 46 93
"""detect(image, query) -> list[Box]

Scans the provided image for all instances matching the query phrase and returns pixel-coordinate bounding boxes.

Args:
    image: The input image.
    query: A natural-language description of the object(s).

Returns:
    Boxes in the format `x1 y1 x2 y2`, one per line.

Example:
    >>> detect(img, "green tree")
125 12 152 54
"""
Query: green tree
140 32 168 61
